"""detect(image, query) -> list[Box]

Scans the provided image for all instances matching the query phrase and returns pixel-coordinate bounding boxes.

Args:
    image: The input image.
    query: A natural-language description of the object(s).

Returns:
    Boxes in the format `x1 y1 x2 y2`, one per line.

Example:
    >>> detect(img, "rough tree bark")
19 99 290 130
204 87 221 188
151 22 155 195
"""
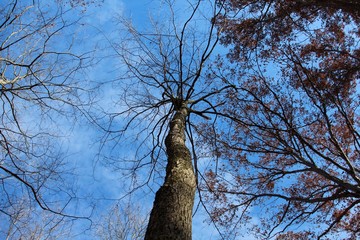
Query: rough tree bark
145 103 196 240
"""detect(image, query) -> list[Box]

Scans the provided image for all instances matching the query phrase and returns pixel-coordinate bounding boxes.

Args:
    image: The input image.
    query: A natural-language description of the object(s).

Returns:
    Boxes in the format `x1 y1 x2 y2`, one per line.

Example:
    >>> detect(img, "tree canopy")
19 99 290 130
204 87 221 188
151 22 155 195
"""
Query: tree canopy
198 0 360 239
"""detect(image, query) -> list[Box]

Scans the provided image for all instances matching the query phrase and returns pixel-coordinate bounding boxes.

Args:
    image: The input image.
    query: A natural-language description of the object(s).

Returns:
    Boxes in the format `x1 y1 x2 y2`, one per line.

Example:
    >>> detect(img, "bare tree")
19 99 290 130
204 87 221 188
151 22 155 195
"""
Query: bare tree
97 0 232 238
2 197 74 240
0 0 92 238
96 202 147 240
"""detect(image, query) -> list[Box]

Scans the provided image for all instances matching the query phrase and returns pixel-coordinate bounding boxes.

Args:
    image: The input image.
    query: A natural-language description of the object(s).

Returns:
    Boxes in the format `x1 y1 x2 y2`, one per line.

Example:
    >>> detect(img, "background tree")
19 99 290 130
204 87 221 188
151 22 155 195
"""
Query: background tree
96 202 147 240
2 199 73 240
196 0 360 239
0 0 93 238
96 0 232 238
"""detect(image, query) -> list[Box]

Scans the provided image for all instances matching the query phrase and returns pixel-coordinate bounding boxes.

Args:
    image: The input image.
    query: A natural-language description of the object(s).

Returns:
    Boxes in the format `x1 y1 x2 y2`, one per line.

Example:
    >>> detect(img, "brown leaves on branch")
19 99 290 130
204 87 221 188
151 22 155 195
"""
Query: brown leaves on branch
217 0 360 97
201 69 360 238
197 0 360 239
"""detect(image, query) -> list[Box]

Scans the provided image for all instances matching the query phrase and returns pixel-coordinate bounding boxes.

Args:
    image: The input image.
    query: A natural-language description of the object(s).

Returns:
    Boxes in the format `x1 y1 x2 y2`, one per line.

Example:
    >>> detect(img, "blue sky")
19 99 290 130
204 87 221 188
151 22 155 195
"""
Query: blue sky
0 0 259 239
67 0 259 239
54 0 234 239
79 1 227 239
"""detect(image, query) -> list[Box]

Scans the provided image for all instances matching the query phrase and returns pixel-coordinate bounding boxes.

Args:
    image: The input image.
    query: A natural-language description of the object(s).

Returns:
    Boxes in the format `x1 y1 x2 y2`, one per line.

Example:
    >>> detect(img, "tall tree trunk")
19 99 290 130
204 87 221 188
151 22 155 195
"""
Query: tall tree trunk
145 105 196 240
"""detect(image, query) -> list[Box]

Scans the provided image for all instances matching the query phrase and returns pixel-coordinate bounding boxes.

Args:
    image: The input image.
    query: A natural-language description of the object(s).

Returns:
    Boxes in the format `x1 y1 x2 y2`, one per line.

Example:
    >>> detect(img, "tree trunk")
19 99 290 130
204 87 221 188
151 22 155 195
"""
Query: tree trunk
145 105 196 240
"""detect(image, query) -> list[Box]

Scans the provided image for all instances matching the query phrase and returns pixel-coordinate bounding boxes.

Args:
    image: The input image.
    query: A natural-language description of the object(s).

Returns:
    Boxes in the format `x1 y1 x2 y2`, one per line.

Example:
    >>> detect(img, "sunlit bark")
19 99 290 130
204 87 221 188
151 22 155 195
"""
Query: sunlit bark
145 104 196 239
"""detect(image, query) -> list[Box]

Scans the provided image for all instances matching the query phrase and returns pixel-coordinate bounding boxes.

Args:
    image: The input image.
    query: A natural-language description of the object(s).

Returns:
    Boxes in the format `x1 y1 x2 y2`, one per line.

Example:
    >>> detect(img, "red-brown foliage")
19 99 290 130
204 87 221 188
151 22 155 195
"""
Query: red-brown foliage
217 0 360 97
199 1 360 239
